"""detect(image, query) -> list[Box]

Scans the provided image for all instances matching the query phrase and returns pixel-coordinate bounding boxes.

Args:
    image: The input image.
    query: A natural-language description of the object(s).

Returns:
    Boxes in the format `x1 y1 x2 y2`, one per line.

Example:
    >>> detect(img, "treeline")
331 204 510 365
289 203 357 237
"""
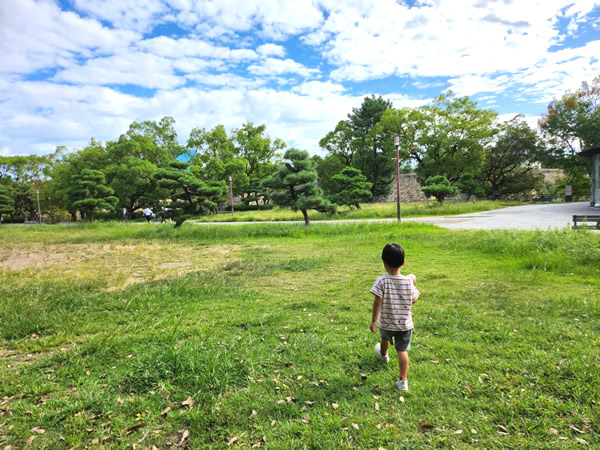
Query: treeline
0 78 597 225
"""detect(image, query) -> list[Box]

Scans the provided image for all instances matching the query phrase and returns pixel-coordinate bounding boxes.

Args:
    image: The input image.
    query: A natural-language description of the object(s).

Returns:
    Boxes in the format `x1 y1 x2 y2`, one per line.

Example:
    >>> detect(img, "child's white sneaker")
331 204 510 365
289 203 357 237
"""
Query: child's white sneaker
396 378 408 391
374 343 389 363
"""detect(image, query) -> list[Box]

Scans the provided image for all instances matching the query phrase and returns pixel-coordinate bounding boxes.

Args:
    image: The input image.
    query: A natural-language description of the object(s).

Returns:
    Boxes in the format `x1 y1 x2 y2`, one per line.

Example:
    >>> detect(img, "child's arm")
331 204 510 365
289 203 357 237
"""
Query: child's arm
370 295 382 333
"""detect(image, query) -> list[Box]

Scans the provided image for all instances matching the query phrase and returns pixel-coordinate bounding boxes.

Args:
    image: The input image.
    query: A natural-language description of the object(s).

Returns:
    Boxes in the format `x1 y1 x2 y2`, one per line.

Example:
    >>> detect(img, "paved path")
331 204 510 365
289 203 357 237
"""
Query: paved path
193 202 599 231
404 202 599 230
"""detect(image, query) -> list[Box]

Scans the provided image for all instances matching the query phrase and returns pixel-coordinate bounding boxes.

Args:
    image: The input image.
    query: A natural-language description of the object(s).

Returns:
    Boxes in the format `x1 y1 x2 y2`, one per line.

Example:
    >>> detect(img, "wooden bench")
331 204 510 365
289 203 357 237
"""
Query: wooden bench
572 215 600 229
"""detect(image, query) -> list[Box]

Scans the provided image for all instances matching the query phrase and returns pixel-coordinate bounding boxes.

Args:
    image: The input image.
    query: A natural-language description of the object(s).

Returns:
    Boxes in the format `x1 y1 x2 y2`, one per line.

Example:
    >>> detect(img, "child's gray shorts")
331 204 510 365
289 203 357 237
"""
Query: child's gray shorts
380 328 412 351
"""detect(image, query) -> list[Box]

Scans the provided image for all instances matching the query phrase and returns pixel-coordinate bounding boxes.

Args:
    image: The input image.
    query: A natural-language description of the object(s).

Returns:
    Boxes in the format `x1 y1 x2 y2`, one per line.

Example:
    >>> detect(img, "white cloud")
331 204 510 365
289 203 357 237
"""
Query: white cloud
0 0 139 74
72 0 168 33
137 36 258 61
52 52 184 89
247 58 319 77
165 0 325 39
257 43 286 57
320 0 600 82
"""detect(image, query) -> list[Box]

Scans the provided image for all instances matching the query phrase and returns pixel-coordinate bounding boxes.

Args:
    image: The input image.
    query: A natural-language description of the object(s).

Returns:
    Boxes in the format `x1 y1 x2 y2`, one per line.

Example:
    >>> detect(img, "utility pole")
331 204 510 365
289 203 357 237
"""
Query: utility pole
36 189 42 224
228 176 234 216
393 135 401 222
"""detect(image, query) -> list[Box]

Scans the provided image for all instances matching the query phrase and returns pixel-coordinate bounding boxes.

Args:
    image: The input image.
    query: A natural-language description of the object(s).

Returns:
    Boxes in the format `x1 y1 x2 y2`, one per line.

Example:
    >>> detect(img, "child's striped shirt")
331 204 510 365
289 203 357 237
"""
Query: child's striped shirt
370 274 420 331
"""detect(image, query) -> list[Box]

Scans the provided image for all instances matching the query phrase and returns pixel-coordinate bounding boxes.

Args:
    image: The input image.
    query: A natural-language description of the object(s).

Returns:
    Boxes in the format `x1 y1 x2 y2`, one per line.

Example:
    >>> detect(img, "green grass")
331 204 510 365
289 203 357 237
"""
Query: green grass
193 200 523 222
0 222 599 448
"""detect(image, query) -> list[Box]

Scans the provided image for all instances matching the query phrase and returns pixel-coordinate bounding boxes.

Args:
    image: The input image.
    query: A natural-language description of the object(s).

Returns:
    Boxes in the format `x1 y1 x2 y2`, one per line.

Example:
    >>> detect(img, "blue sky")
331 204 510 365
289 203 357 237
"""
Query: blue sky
1 0 599 157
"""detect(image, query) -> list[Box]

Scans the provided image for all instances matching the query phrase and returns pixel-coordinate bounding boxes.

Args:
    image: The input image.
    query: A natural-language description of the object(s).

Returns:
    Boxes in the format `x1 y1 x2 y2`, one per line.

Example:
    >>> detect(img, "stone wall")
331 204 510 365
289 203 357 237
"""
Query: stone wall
377 169 567 204
381 173 429 203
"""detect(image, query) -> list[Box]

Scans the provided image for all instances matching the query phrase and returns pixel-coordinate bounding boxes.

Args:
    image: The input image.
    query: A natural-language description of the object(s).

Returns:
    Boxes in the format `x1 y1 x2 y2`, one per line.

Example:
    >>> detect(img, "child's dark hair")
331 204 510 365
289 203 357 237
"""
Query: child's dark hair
382 243 405 268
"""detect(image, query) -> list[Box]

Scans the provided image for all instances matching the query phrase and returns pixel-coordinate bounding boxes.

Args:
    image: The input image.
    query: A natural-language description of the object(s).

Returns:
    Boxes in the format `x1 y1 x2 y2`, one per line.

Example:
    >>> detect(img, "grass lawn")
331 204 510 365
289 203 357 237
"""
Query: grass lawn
193 200 523 222
0 222 598 448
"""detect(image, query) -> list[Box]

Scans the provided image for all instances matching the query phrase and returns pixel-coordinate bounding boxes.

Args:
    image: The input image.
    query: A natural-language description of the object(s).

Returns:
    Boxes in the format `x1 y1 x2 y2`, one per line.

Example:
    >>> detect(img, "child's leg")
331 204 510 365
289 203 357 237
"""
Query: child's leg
397 350 409 380
379 338 390 356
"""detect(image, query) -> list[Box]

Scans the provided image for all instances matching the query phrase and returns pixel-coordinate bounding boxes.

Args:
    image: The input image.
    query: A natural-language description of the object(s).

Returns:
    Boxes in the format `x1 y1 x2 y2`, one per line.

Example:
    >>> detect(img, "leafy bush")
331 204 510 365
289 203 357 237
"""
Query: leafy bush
421 175 458 203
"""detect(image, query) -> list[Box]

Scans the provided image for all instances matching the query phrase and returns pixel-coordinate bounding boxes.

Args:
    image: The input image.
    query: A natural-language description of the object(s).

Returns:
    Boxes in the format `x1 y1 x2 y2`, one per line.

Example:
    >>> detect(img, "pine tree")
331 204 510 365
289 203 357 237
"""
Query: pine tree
265 149 336 226
156 161 228 227
0 184 14 219
329 167 373 209
421 175 458 203
67 169 118 221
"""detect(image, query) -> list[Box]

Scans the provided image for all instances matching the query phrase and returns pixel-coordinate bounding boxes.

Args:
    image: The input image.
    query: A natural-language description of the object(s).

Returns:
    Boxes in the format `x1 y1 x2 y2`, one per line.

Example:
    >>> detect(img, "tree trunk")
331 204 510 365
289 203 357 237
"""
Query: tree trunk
301 209 310 226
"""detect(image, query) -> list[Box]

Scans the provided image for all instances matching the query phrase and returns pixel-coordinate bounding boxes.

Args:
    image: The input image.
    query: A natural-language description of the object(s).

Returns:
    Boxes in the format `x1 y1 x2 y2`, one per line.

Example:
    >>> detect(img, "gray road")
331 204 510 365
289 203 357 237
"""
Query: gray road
194 202 599 231
405 201 599 230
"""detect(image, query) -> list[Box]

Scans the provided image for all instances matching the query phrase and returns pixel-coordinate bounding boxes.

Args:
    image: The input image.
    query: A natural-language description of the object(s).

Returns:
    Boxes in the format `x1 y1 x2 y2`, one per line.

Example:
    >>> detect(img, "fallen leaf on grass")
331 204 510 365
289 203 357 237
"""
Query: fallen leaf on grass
304 401 314 407
549 428 558 435
270 420 276 427
352 423 359 430
454 429 463 434
181 396 194 408
276 400 286 405
126 423 146 435
31 427 45 434
301 418 310 424
430 360 439 364
332 403 339 410
117 396 124 404
178 429 189 446
375 402 380 411
160 407 171 417
399 396 405 403
26 436 36 444
285 396 293 403
419 420 434 430
575 438 589 445
376 424 383 430
228 436 238 445
249 410 257 418
297 375 303 380
571 426 585 434
471 429 477 434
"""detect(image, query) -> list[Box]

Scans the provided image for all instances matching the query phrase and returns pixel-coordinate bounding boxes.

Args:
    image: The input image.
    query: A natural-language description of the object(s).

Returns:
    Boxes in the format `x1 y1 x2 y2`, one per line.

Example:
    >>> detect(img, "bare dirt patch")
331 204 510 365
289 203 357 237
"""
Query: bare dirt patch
1 242 243 291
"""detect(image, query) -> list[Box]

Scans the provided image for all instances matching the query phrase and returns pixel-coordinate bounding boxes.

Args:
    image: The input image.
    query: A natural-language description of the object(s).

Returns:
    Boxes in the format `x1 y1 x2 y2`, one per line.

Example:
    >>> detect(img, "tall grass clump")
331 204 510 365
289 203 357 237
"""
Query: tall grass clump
445 228 600 274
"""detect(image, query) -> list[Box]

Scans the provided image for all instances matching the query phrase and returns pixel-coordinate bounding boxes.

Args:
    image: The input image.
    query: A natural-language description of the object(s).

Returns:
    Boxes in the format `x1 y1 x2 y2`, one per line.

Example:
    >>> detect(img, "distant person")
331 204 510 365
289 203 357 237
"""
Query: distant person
143 207 154 222
123 207 128 221
159 206 173 223
369 243 420 391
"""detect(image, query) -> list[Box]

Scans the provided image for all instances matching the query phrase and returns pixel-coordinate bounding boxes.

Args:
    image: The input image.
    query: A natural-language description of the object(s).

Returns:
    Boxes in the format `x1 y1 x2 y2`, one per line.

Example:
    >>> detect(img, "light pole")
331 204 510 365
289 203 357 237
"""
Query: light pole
36 189 42 224
228 175 234 216
393 135 401 222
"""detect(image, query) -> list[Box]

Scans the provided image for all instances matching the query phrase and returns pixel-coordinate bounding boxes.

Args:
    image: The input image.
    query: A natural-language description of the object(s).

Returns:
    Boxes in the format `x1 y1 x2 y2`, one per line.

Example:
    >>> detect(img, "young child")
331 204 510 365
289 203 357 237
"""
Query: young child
369 243 420 391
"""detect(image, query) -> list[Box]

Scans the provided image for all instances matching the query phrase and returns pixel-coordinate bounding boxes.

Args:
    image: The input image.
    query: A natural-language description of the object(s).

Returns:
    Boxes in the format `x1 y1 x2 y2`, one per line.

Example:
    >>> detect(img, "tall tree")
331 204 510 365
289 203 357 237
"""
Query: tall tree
347 95 394 198
127 116 184 159
232 123 284 205
0 184 14 219
319 120 356 166
539 76 600 177
264 149 336 226
482 116 544 199
412 92 496 183
188 125 250 197
13 184 37 222
329 167 373 209
315 153 346 196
